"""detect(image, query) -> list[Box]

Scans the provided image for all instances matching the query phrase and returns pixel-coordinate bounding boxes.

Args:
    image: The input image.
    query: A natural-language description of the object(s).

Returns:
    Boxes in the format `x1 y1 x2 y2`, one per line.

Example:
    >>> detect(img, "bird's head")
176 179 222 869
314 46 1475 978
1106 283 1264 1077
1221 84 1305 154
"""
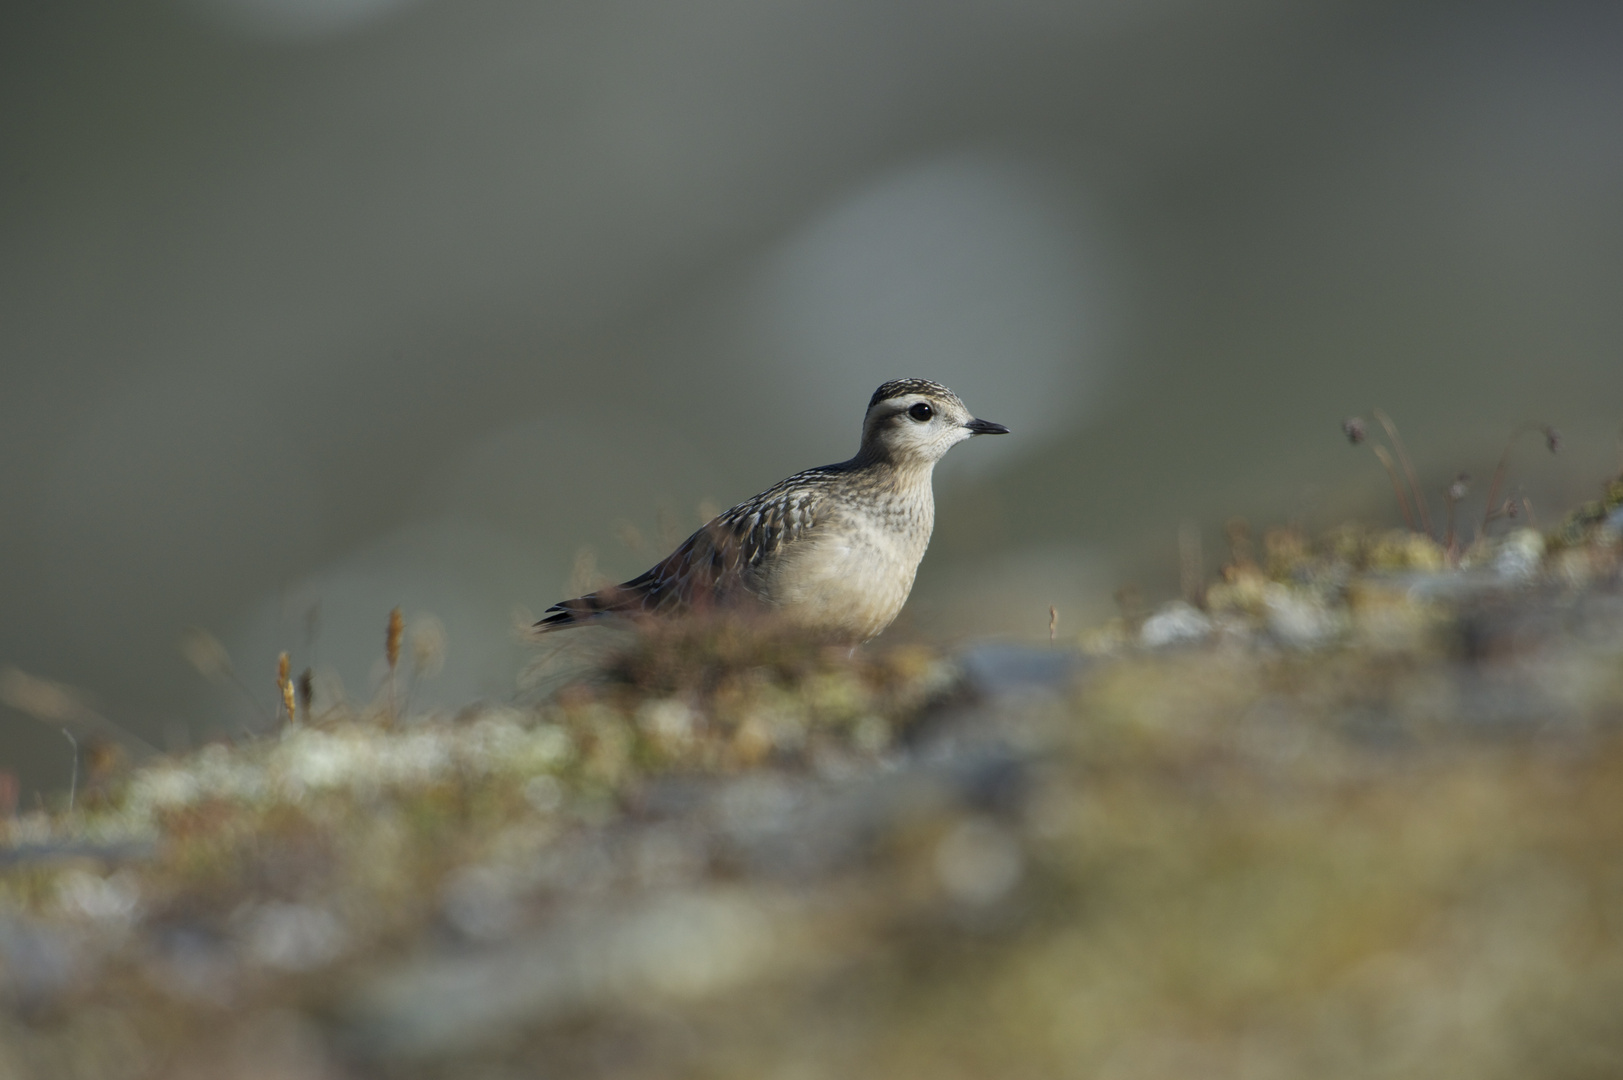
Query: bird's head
858 379 1009 466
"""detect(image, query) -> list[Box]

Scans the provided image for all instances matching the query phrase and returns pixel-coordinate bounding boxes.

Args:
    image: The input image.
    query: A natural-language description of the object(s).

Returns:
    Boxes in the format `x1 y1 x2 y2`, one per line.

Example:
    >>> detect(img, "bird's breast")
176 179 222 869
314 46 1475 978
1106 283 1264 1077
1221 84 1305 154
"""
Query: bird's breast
759 490 934 641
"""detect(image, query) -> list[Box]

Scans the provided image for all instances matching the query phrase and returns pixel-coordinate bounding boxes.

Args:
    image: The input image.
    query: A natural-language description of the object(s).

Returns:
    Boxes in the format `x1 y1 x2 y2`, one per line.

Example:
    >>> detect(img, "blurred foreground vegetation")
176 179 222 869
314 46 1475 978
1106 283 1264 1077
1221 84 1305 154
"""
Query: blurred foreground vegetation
2 482 1623 1079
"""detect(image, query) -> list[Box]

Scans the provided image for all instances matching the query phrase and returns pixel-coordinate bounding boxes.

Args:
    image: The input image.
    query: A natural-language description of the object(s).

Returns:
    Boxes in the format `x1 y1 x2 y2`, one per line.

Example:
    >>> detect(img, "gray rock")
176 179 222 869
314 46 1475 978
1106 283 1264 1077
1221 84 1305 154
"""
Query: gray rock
1139 602 1213 648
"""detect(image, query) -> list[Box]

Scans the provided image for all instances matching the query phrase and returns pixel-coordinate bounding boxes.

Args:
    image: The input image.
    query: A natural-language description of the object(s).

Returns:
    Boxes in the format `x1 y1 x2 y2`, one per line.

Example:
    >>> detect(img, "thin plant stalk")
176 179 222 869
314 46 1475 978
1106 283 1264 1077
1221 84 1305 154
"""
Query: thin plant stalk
62 728 77 813
1373 410 1432 536
1481 422 1559 532
1443 474 1469 559
403 667 421 720
1371 445 1418 531
227 672 273 731
179 628 271 732
1179 520 1204 607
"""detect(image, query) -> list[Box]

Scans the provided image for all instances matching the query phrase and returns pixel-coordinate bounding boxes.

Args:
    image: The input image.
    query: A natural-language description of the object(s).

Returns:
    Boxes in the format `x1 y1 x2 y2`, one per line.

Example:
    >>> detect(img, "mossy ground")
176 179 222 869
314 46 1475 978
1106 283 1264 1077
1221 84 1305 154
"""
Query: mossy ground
2 497 1623 1079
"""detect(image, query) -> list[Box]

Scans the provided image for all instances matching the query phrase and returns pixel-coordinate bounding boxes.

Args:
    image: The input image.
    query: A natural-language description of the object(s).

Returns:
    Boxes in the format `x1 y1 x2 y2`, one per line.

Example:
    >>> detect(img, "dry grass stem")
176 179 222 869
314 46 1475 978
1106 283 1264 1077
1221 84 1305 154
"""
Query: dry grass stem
0 667 157 757
402 616 447 717
1482 422 1561 532
1443 473 1470 557
179 627 271 727
615 520 647 555
655 504 683 550
61 729 77 813
1372 409 1432 535
1179 520 1205 606
566 548 603 599
1370 445 1418 531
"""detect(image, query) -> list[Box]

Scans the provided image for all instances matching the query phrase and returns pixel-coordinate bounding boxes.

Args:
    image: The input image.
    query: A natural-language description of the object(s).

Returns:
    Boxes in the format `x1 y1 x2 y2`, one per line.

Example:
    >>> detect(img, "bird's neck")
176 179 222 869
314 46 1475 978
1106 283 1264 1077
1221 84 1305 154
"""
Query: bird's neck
846 449 937 496
852 438 936 470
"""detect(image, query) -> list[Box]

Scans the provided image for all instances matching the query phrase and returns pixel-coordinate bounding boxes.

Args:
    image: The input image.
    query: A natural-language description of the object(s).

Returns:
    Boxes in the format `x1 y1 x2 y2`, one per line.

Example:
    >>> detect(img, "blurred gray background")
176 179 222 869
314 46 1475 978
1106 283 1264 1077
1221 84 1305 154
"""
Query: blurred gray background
3 0 1622 793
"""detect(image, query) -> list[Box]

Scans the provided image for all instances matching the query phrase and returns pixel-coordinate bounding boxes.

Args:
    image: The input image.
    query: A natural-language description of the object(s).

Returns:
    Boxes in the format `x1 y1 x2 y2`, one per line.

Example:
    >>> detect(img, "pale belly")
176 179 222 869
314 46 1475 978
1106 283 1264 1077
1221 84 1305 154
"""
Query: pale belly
759 510 932 641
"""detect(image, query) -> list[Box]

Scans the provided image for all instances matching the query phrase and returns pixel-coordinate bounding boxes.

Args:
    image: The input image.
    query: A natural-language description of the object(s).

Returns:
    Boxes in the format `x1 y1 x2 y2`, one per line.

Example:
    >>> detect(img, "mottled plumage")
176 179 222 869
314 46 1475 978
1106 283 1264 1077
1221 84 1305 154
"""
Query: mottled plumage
536 379 1008 642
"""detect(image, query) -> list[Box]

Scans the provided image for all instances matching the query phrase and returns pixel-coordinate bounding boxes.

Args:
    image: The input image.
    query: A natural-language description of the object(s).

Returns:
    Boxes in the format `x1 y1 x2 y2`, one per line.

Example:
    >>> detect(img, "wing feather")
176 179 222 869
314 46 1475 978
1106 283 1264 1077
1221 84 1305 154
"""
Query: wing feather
533 467 841 632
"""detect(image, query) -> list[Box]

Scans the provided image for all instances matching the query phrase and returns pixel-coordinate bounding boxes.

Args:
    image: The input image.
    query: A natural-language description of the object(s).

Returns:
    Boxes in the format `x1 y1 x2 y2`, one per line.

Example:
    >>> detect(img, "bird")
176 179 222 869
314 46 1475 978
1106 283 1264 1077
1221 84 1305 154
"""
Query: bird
535 379 1009 643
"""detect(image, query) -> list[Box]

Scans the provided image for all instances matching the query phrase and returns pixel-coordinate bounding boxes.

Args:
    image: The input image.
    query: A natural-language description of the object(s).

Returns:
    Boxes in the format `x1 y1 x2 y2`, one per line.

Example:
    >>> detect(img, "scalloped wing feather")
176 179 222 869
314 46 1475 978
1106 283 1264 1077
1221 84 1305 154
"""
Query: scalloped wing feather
533 468 840 632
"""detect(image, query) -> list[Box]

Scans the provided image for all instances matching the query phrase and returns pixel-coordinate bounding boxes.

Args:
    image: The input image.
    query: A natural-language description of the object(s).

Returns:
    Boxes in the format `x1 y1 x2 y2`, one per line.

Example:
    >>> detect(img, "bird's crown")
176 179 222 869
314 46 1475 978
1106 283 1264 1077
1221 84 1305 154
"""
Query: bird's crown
868 378 965 411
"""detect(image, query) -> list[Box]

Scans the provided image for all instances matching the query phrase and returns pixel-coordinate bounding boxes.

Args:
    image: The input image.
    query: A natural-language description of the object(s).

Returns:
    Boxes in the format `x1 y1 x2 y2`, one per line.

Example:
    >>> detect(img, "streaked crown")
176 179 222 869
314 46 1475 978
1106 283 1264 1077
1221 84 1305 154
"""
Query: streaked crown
868 378 967 413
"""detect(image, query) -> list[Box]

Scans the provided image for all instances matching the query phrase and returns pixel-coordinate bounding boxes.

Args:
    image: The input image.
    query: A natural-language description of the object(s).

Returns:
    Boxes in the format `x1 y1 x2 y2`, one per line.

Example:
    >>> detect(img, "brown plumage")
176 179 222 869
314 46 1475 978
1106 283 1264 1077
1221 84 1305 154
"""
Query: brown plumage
536 380 1008 642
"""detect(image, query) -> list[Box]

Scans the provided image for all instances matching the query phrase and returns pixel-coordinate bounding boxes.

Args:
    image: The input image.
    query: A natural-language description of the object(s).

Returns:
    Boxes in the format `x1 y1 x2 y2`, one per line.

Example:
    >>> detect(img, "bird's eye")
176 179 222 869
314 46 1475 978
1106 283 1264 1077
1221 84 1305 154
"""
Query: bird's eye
908 402 933 422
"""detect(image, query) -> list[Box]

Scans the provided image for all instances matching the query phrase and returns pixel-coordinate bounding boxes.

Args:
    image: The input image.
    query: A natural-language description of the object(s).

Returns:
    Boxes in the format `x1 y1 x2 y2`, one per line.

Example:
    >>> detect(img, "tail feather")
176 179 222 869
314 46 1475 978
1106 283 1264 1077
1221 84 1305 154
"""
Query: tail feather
533 581 647 632
532 522 736 633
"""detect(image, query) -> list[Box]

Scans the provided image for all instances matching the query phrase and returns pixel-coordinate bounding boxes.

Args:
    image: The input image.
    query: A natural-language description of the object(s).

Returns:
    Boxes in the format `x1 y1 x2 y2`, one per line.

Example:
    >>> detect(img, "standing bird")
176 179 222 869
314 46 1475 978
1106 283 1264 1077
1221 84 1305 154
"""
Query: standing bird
536 379 1009 643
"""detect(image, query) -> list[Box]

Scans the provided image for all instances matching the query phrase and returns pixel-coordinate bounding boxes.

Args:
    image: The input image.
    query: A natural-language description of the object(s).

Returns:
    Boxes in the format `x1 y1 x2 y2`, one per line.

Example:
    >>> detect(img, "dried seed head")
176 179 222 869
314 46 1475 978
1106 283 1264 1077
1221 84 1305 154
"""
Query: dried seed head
1225 519 1254 567
275 649 295 724
1543 426 1563 453
276 651 295 725
386 608 404 671
566 547 601 599
85 740 123 784
179 628 233 682
615 520 647 554
1342 417 1367 446
0 668 79 724
410 616 447 678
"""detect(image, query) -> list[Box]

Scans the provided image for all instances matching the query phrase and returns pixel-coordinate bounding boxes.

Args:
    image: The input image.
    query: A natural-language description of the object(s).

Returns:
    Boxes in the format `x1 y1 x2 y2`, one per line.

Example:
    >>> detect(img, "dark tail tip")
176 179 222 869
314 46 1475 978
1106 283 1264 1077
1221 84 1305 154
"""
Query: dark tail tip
534 605 586 632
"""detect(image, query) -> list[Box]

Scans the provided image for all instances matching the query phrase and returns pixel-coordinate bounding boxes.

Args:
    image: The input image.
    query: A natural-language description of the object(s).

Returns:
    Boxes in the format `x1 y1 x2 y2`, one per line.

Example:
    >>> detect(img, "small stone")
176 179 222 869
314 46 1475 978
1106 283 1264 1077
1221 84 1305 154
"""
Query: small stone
240 902 346 972
55 869 141 926
934 818 1023 906
523 774 564 814
442 867 521 942
1492 529 1545 581
1263 586 1341 649
1139 602 1214 648
1601 505 1623 542
637 698 696 746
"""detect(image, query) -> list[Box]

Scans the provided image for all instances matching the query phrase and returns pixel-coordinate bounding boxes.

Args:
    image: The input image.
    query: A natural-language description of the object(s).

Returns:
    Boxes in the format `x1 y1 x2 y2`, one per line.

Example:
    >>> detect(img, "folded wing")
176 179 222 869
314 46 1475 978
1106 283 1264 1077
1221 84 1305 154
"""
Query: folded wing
533 469 837 632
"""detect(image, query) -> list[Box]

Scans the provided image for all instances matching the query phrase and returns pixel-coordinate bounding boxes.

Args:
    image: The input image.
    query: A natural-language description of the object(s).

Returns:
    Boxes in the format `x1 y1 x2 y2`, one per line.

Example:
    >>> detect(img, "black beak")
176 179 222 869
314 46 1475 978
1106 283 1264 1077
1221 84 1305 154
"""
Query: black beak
965 418 1010 435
